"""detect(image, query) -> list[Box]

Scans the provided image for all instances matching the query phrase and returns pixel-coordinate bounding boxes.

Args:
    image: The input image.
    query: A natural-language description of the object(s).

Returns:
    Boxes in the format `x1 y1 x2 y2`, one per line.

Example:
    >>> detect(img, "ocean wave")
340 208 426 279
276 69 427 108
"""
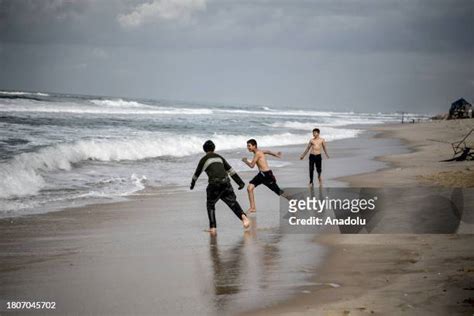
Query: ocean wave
0 97 408 119
0 130 359 199
216 109 336 117
0 98 364 118
0 102 214 115
76 174 148 198
268 119 387 130
90 98 150 108
0 91 50 97
0 103 335 117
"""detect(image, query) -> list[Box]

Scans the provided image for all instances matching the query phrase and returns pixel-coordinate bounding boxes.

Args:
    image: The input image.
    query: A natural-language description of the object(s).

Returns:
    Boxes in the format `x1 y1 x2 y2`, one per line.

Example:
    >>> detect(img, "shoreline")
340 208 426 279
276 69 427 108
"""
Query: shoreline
333 126 415 185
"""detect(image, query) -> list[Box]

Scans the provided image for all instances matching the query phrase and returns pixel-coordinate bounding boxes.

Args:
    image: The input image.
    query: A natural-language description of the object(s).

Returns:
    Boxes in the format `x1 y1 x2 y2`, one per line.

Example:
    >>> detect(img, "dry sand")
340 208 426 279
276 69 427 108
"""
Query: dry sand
341 119 474 187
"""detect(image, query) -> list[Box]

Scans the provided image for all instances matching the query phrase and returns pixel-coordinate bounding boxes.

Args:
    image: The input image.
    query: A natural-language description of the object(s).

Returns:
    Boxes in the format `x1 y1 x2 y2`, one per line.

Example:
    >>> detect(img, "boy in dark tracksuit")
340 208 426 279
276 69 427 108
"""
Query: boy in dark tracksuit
190 140 250 234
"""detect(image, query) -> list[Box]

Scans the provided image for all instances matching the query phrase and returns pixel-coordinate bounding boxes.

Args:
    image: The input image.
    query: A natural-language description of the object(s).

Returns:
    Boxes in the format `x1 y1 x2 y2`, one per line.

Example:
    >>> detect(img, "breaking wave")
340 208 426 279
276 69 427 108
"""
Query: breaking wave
0 129 359 199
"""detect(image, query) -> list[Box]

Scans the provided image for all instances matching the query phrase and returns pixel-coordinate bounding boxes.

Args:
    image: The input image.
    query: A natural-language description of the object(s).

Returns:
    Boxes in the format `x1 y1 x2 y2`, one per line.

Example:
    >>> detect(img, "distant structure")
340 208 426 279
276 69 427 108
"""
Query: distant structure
449 98 472 119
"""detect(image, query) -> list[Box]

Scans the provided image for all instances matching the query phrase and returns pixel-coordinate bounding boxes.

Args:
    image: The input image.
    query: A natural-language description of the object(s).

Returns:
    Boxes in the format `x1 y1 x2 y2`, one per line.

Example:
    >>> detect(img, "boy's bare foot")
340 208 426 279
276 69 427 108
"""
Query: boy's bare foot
309 182 314 187
318 176 323 187
247 207 256 213
242 214 250 229
205 228 217 235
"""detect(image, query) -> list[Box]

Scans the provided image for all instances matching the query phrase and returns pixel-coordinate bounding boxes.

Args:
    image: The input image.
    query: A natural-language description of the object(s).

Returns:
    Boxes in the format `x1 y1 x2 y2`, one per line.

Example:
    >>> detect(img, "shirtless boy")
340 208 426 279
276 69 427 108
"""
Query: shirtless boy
242 139 284 213
300 128 330 186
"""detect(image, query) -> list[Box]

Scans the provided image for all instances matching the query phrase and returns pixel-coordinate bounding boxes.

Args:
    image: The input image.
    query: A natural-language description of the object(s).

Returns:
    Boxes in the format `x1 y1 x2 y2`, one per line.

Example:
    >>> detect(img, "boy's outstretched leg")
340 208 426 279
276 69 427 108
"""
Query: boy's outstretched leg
220 182 250 229
246 184 257 213
263 171 284 196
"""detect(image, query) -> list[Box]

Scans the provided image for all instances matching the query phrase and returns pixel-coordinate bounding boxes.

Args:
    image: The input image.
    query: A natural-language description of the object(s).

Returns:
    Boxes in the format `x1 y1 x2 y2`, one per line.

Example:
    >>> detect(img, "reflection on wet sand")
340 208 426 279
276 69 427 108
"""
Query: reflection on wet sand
208 217 324 314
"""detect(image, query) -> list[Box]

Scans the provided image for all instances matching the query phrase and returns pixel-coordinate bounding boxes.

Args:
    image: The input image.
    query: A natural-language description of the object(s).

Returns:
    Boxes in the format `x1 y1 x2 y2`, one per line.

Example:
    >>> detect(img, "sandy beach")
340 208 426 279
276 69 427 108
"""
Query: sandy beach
1 120 473 315
341 119 474 188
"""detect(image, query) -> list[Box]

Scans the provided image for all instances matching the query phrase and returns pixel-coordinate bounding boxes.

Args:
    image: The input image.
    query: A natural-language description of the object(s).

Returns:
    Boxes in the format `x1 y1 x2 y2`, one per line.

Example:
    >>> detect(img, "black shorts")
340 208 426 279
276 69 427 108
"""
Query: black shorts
249 170 283 195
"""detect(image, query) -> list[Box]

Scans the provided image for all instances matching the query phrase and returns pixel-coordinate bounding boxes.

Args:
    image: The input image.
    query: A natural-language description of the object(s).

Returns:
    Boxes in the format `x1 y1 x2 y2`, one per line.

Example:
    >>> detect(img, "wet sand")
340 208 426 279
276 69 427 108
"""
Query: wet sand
0 192 326 315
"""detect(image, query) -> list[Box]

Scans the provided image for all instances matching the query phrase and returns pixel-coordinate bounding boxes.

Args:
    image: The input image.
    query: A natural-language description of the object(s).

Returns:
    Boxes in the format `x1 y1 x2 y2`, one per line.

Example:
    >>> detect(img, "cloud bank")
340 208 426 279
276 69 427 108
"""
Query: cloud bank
118 0 207 28
0 0 472 112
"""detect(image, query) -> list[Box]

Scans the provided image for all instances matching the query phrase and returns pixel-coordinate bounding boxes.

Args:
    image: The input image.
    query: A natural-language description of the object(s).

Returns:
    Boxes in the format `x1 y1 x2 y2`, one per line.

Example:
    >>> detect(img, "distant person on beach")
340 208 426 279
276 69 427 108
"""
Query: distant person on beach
300 128 330 186
191 140 250 235
242 139 284 213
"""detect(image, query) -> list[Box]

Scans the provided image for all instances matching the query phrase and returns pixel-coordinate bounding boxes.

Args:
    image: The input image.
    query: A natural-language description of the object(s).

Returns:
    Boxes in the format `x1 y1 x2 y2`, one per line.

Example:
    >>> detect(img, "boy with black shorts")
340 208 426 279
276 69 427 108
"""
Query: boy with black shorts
300 128 330 186
191 140 250 235
242 139 284 213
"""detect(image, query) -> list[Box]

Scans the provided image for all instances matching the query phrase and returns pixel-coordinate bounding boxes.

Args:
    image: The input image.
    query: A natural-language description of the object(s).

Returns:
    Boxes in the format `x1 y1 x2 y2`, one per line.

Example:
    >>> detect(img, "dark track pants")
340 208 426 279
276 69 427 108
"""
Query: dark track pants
206 181 245 228
309 154 322 184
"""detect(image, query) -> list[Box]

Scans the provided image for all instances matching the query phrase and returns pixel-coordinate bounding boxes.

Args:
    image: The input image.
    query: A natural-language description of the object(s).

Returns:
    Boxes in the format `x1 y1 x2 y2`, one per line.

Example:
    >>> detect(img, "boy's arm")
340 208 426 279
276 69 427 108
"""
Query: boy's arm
242 152 260 168
300 141 312 160
262 150 282 158
322 139 329 158
190 157 205 190
222 157 245 189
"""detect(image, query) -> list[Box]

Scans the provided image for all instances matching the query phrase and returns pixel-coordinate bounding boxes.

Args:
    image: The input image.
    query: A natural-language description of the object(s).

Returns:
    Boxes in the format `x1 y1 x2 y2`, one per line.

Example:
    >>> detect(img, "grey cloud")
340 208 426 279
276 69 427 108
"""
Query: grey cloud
0 0 472 53
117 0 207 28
0 0 472 112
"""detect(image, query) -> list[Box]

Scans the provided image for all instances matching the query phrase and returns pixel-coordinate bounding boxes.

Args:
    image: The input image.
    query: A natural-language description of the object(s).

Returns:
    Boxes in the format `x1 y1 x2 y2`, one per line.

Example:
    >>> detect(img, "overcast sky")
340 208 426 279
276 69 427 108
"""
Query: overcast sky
0 0 472 113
